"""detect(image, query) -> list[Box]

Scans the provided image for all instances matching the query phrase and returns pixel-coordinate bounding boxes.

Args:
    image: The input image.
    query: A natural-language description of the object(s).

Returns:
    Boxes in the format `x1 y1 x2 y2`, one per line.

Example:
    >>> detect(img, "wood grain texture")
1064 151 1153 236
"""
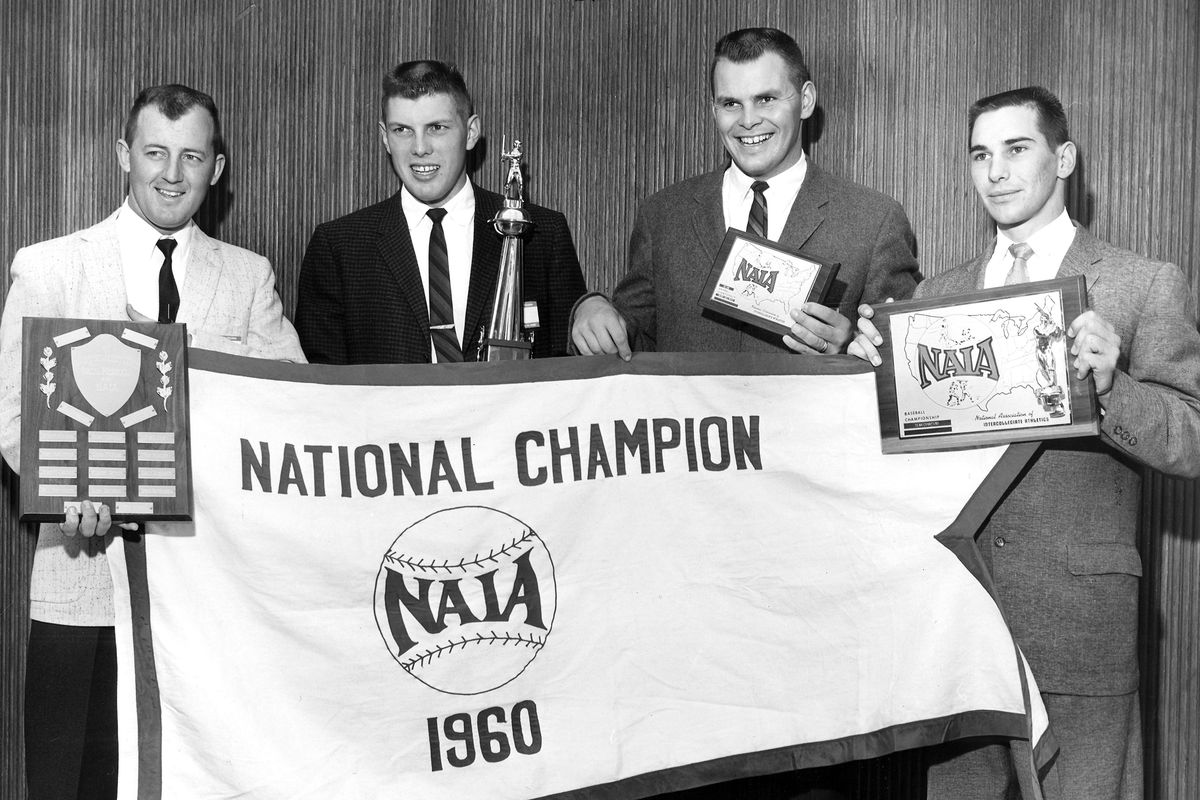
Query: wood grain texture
2 1 1197 798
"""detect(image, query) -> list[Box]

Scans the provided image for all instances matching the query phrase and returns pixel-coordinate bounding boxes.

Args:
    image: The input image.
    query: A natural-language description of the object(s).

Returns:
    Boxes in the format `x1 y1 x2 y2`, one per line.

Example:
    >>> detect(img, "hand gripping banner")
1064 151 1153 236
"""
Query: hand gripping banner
108 352 1051 799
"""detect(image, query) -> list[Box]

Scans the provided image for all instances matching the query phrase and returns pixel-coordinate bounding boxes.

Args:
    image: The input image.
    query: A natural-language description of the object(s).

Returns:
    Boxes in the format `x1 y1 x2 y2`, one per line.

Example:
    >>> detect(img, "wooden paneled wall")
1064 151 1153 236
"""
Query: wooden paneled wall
2 1 1197 798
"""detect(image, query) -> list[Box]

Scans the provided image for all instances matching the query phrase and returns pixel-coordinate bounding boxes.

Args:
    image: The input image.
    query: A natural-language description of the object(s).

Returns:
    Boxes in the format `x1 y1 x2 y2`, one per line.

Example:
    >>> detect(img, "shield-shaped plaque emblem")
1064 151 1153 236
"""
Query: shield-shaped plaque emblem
71 334 141 417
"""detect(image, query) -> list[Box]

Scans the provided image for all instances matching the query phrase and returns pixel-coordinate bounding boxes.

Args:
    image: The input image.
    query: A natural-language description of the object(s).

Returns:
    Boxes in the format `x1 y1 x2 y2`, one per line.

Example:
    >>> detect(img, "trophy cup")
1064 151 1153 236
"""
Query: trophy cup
478 138 538 361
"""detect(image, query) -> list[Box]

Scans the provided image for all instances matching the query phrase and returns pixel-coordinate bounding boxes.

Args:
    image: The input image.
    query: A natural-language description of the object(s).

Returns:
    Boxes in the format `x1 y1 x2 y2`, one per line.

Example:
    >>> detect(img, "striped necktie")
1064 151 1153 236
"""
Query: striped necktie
426 207 463 363
1005 241 1034 285
747 181 769 239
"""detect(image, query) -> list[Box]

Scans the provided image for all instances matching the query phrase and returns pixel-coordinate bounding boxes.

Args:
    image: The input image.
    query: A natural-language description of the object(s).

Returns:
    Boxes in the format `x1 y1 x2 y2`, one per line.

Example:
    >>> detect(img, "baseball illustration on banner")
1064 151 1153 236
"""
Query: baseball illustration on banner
373 506 557 695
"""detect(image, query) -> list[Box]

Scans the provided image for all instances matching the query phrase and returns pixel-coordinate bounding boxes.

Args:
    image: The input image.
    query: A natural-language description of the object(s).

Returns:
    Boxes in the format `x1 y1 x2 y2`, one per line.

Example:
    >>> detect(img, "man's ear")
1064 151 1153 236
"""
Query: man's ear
116 139 132 174
465 114 481 151
1056 140 1077 179
210 154 226 186
798 81 817 121
378 120 391 154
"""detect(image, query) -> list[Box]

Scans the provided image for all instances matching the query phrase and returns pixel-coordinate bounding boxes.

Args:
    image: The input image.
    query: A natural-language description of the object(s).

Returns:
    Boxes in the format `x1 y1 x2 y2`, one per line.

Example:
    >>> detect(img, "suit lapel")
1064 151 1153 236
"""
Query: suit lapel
77 214 130 317
177 226 220 325
966 244 991 291
376 193 431 333
1055 225 1106 296
688 171 726 264
778 161 830 252
466 187 504 359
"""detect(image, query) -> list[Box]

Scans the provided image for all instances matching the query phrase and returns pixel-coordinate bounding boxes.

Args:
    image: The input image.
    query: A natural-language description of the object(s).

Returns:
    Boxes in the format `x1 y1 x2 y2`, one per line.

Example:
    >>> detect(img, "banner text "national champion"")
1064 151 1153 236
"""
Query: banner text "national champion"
239 415 760 497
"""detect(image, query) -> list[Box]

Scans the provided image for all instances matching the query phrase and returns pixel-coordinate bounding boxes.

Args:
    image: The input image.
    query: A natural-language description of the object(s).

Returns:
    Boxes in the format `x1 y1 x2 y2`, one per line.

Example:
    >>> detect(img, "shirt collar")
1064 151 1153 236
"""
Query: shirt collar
116 197 195 252
726 151 808 201
994 209 1076 264
401 180 476 230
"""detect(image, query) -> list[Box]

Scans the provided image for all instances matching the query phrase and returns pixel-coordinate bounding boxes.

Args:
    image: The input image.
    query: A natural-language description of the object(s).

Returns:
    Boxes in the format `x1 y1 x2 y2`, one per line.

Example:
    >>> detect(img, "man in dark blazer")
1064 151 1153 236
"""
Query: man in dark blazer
572 27 919 360
295 60 586 364
853 87 1200 800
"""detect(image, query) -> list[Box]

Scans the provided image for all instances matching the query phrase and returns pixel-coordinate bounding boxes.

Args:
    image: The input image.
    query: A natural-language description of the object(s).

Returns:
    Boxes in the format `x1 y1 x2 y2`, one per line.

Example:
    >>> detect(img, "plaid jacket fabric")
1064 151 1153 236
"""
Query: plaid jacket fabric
0 211 304 625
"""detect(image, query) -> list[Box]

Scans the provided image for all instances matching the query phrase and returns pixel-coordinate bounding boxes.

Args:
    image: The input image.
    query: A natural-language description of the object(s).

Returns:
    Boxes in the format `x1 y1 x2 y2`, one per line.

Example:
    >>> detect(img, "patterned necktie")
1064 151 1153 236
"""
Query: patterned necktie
747 180 769 239
426 207 463 363
156 238 180 323
1005 241 1034 286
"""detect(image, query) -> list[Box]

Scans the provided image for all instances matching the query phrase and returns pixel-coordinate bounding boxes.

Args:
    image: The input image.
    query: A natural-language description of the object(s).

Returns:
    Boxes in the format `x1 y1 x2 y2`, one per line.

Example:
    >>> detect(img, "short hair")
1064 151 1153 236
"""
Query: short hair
381 60 474 120
709 28 812 96
968 86 1071 148
123 84 224 155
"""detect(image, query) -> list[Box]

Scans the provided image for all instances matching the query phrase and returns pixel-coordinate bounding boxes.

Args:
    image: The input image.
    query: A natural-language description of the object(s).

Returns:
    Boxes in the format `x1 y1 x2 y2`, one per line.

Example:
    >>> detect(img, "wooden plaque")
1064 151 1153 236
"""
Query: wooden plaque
699 228 840 337
872 276 1100 454
19 317 192 522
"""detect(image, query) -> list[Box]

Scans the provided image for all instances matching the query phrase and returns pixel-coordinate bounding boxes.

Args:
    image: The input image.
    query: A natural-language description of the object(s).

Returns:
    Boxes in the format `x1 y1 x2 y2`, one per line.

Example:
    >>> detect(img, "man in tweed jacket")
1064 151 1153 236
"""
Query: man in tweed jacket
0 84 304 800
572 27 919 360
295 60 586 364
853 87 1200 800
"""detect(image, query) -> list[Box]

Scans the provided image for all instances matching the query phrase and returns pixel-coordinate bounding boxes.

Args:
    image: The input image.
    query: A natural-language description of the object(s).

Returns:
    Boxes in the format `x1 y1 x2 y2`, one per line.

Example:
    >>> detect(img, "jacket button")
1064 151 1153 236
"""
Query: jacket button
994 536 1006 548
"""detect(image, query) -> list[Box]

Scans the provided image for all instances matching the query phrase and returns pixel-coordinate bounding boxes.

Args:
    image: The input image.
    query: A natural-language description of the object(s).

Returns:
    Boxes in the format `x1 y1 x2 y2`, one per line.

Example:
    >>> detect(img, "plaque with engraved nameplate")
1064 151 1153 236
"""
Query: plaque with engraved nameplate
19 317 192 521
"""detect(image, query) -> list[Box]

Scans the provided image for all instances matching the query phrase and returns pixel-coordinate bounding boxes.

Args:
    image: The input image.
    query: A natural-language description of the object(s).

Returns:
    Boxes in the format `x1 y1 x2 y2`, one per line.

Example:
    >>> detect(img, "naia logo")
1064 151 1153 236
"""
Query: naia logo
914 315 1000 409
733 258 779 293
373 506 557 695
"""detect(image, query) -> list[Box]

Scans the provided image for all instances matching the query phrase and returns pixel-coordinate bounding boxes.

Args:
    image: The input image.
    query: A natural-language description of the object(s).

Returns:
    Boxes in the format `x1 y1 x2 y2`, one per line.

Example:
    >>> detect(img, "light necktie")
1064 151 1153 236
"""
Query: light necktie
1005 241 1034 285
156 238 180 323
747 180 769 239
426 207 463 363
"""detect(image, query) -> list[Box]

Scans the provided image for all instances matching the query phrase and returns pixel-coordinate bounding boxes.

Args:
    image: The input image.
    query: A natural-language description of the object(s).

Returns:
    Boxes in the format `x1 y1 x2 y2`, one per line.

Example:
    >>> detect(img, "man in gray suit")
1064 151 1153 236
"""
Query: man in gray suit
574 24 920 800
853 87 1200 800
572 26 919 360
0 84 304 800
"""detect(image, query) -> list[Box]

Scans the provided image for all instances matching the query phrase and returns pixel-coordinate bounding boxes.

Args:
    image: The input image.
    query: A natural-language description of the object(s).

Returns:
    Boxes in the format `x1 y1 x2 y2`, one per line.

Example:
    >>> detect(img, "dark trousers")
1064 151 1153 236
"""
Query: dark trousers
25 621 118 800
651 764 851 799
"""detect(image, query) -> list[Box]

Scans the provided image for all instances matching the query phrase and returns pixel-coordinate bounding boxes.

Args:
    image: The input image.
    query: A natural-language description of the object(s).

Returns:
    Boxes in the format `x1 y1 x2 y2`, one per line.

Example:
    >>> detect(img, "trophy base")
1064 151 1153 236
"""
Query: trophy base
481 339 532 362
1037 386 1066 418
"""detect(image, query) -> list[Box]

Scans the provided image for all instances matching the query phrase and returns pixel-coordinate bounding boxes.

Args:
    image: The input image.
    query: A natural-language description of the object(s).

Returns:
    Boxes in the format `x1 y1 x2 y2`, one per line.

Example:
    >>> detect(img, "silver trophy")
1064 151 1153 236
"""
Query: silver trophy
478 138 537 361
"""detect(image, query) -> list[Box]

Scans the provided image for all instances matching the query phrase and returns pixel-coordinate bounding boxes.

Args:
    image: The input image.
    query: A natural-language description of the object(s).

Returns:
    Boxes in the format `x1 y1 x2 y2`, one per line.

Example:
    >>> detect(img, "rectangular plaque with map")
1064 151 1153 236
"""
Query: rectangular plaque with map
699 229 840 337
871 276 1100 454
19 317 192 522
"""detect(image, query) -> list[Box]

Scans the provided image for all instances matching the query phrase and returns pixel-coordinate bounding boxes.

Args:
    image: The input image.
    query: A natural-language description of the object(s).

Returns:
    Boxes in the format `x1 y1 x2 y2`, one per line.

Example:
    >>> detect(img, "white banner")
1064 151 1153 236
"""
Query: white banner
109 352 1050 799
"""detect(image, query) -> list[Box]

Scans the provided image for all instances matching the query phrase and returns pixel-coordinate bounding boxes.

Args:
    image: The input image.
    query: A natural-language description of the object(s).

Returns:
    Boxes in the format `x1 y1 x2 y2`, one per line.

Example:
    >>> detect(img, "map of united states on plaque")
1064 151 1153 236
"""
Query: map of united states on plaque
731 244 821 319
899 292 1070 417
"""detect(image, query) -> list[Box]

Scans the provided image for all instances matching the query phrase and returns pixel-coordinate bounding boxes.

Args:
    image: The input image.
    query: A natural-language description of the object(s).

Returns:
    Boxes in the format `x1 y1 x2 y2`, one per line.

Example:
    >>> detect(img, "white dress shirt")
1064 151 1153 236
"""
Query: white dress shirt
721 152 809 241
400 182 476 360
982 209 1077 288
116 198 195 319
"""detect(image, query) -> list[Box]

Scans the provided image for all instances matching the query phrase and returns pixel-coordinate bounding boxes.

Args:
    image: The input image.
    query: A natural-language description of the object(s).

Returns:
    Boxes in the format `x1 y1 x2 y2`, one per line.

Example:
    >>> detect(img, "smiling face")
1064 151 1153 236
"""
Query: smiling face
379 93 480 207
711 52 815 180
969 104 1076 242
117 105 225 234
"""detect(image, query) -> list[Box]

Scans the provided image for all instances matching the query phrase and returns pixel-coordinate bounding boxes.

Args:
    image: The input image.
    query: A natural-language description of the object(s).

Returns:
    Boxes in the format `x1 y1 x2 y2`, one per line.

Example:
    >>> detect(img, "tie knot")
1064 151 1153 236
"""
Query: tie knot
156 238 178 257
751 181 770 195
427 207 448 225
1008 241 1034 261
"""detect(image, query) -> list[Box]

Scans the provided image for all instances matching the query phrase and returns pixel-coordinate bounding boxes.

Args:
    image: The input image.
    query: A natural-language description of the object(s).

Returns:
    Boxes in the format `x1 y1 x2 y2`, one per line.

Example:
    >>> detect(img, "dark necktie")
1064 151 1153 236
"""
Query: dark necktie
1006 241 1034 285
747 180 770 239
156 238 180 323
426 207 463 363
